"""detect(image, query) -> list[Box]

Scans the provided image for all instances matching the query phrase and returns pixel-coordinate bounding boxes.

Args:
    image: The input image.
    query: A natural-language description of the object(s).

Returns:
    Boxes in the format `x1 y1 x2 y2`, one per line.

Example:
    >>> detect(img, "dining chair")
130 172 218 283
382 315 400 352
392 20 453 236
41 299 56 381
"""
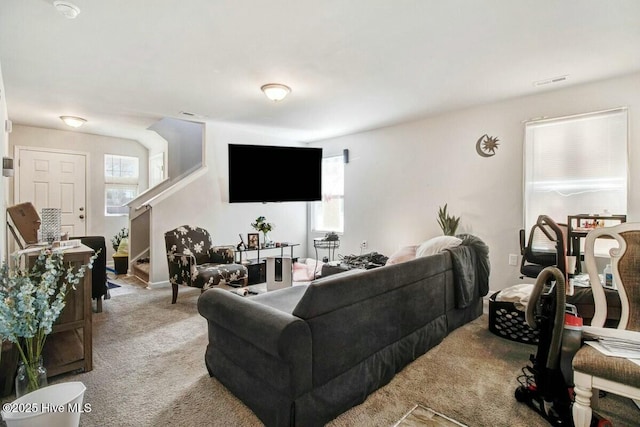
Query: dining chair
572 222 640 426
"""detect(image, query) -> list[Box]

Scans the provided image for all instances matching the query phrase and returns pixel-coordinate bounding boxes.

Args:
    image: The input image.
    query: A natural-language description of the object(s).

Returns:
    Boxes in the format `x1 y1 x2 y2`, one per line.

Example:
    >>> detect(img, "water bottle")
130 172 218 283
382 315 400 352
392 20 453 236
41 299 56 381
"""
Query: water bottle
560 308 583 387
603 264 614 288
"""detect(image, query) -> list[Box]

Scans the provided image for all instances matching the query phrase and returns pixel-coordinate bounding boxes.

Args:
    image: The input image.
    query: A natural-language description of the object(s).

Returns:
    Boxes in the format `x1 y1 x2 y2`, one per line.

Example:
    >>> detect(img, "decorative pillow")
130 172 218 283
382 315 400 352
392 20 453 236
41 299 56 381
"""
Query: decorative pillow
385 245 418 265
416 236 462 258
293 262 313 282
305 258 324 278
292 259 325 282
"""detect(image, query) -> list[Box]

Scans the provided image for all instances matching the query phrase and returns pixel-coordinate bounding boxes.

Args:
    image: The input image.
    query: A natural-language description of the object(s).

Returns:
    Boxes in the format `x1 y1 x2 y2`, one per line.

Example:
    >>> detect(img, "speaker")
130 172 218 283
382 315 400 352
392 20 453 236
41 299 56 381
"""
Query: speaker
266 256 292 291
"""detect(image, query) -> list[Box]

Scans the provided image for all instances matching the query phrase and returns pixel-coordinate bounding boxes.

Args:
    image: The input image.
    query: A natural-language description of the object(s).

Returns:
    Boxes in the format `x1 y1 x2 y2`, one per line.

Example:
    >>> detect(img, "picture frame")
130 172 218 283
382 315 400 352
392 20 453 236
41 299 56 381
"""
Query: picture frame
247 233 259 249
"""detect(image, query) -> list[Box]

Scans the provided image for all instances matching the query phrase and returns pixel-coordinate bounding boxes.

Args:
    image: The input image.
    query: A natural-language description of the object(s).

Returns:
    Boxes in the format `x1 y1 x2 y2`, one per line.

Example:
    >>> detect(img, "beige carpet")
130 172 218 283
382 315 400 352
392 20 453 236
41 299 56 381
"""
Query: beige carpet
2 278 639 427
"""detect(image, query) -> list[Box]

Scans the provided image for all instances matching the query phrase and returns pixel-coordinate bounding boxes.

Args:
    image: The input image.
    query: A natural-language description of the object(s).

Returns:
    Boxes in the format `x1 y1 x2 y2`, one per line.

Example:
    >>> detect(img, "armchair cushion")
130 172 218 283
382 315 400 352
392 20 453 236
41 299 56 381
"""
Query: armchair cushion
194 263 247 290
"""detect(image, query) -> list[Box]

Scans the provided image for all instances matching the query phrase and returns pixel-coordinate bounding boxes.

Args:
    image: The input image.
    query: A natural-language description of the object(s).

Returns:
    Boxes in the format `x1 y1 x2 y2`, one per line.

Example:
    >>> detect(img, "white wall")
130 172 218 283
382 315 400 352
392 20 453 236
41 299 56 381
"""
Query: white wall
8 125 149 259
148 121 309 285
310 72 640 293
0 64 8 261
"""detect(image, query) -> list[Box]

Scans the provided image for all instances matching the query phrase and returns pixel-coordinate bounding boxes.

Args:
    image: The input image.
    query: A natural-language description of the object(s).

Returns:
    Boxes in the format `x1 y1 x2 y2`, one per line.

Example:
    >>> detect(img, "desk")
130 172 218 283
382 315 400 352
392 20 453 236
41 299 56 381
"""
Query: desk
27 245 94 377
567 214 626 274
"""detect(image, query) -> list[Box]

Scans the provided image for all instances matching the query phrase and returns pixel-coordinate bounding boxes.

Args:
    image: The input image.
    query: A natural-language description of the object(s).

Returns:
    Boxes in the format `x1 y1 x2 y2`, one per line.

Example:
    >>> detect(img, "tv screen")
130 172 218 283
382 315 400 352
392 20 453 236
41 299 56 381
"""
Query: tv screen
228 144 322 203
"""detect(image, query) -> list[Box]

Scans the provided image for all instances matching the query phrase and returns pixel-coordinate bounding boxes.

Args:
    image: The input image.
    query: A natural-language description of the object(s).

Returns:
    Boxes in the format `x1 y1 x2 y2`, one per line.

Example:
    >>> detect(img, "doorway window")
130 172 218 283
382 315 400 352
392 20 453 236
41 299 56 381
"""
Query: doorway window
105 154 139 216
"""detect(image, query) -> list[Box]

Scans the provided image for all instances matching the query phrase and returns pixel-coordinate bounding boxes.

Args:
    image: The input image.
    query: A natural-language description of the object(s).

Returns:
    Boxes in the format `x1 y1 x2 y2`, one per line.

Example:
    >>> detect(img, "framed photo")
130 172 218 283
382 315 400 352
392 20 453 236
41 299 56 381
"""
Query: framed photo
247 233 259 249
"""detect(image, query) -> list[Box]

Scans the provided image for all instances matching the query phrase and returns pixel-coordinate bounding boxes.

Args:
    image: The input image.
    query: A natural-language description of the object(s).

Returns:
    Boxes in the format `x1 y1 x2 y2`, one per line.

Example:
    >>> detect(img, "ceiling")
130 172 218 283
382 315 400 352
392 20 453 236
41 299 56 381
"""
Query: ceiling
1 0 639 148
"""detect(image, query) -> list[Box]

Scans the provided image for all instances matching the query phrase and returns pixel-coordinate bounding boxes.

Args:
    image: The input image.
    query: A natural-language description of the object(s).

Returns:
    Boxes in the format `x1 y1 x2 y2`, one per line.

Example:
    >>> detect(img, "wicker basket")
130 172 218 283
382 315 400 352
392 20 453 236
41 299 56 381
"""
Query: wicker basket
488 290 539 345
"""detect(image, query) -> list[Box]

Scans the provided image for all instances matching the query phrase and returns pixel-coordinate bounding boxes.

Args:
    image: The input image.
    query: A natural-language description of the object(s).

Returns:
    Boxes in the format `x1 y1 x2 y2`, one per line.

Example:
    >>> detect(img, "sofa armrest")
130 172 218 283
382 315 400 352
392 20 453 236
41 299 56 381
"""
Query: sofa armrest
198 289 312 393
198 289 310 358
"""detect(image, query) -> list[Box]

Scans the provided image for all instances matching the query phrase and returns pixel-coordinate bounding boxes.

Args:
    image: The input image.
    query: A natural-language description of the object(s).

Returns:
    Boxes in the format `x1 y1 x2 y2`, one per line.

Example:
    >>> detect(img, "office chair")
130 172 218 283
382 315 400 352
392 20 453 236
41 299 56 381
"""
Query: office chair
520 216 567 279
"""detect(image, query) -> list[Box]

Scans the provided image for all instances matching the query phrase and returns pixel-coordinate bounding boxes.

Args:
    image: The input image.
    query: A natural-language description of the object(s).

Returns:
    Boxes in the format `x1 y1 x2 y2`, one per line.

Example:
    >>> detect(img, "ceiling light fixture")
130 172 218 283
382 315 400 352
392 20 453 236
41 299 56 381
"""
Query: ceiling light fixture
60 116 87 128
53 1 81 19
261 83 291 102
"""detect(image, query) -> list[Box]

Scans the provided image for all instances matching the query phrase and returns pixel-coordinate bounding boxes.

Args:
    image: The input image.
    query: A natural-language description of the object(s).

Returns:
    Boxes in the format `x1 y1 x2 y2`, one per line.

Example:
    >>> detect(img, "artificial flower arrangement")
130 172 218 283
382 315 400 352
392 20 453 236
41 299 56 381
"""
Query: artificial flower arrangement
0 249 96 395
251 216 275 247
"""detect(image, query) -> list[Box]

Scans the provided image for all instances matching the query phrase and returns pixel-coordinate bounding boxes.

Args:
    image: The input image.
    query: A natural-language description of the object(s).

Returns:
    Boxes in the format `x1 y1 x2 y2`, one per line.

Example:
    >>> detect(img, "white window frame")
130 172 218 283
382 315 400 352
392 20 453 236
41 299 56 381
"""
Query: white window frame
105 154 139 216
524 108 628 255
312 155 345 234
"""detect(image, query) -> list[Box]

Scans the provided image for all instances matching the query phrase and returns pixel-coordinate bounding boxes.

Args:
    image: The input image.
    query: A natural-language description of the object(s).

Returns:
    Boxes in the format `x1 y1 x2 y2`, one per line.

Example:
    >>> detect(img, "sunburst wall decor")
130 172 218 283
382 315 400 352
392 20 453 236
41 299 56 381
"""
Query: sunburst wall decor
475 134 499 158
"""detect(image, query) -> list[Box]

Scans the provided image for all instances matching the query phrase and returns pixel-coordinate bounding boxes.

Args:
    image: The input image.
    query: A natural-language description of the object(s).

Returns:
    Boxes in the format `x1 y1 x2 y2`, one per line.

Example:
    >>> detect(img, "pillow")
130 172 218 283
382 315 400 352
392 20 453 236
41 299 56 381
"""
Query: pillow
416 236 462 258
385 245 418 265
292 259 325 282
305 258 324 278
293 262 313 282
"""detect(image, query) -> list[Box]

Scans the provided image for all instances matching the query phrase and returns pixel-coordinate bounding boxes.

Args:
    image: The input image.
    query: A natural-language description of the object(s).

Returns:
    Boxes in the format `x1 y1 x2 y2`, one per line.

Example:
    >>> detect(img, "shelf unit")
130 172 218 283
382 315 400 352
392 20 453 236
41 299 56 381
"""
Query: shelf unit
235 244 299 285
567 214 626 274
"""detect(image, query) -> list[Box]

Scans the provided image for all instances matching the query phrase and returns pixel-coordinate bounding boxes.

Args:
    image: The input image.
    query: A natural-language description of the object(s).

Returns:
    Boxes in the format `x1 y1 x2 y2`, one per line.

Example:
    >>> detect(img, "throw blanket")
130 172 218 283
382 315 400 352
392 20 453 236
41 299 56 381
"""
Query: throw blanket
445 234 491 308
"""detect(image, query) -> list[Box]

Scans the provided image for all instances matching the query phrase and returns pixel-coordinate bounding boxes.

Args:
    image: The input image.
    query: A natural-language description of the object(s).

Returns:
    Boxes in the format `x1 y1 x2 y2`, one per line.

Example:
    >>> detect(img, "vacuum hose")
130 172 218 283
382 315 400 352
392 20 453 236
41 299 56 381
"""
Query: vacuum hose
525 266 566 370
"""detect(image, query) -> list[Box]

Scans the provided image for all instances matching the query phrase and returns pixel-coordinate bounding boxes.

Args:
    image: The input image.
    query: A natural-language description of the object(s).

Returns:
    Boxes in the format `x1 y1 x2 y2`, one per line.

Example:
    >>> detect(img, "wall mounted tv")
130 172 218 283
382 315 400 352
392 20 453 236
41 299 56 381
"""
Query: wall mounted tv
228 144 322 203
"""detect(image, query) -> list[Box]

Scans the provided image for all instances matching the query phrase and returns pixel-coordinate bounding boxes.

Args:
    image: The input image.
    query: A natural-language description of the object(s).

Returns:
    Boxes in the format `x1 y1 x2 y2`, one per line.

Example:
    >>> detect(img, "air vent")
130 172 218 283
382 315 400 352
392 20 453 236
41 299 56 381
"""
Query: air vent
534 75 569 87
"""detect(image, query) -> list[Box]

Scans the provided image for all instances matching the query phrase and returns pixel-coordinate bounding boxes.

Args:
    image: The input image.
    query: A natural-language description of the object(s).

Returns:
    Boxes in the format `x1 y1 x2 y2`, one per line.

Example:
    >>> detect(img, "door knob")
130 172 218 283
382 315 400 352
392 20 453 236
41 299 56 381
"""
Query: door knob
79 215 85 219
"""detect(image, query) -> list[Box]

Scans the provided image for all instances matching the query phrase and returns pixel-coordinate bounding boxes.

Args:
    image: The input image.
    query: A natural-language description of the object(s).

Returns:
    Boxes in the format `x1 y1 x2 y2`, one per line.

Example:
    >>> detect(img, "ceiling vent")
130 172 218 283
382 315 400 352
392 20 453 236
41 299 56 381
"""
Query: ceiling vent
533 75 568 87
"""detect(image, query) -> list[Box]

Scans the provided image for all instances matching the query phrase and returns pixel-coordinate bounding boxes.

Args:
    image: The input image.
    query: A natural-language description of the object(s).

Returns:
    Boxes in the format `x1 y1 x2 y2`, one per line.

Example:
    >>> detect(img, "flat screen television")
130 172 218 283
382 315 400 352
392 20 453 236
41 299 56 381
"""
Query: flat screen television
228 144 322 203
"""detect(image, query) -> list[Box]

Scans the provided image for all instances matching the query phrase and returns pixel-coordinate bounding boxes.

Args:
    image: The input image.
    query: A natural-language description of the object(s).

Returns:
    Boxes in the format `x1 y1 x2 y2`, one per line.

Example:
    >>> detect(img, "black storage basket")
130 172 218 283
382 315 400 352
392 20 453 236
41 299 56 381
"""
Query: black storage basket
488 290 539 345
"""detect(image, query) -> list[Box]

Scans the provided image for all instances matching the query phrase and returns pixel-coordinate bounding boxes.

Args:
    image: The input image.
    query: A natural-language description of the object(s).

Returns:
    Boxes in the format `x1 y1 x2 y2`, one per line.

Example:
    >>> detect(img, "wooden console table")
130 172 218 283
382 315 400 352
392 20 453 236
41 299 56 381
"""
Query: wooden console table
26 245 94 377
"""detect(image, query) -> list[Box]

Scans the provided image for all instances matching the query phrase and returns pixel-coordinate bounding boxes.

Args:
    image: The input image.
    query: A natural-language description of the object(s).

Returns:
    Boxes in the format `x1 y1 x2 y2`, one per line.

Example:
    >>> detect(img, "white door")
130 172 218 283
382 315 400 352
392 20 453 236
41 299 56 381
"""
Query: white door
16 147 87 238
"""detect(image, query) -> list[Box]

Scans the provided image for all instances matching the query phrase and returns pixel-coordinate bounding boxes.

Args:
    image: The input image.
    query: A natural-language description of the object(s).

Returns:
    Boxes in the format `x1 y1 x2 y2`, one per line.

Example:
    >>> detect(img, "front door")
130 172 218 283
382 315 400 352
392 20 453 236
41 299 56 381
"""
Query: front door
15 147 87 238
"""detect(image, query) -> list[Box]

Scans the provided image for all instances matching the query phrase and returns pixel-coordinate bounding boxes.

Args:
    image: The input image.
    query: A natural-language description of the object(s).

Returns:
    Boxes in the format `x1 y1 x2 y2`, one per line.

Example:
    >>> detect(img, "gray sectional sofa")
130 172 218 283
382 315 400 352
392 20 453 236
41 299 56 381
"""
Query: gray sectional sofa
197 237 489 426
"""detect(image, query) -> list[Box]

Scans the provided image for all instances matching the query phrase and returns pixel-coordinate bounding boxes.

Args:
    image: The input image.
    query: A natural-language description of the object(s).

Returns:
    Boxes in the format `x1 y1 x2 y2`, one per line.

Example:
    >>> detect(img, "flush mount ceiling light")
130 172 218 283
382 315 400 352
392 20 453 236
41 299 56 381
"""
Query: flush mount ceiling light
261 83 291 102
53 1 81 19
60 116 86 128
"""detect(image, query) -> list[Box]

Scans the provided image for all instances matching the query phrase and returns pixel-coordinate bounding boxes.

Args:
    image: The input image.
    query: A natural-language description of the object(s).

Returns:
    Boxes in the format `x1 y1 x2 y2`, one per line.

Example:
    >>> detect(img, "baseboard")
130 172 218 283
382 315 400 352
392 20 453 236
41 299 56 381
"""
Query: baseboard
146 280 170 289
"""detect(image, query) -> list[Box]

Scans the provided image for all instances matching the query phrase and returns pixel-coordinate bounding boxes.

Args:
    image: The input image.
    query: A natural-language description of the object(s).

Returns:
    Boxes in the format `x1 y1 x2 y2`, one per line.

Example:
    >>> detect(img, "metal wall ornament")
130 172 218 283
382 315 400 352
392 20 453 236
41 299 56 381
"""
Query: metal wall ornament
475 134 500 158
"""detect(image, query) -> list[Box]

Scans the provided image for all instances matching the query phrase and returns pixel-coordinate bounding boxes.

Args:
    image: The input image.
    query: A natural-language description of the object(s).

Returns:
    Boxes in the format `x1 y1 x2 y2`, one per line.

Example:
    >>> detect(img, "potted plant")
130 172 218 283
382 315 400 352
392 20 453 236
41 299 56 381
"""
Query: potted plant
251 216 274 248
437 204 461 236
111 227 129 275
0 250 95 397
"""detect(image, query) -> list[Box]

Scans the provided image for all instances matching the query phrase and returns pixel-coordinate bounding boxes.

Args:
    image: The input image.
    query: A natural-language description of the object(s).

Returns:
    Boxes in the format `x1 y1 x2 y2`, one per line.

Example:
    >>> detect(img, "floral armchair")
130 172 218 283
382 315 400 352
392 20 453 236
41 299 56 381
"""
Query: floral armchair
164 225 248 304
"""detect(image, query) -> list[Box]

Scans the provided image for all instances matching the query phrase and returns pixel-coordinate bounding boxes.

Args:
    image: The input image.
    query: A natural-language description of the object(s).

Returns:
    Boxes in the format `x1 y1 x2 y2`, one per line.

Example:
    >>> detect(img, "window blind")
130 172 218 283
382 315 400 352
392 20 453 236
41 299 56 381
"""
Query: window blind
524 108 628 234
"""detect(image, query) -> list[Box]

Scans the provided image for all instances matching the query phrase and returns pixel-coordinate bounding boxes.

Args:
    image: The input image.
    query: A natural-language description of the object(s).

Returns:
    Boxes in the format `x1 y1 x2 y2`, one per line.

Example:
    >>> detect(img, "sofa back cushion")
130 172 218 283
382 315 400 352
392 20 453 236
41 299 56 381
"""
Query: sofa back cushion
292 252 452 386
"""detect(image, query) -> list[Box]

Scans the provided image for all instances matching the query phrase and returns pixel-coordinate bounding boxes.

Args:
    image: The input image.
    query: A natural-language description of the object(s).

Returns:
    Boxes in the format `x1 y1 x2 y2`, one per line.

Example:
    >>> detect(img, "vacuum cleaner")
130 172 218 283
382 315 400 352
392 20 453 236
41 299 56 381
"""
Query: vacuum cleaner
514 266 612 427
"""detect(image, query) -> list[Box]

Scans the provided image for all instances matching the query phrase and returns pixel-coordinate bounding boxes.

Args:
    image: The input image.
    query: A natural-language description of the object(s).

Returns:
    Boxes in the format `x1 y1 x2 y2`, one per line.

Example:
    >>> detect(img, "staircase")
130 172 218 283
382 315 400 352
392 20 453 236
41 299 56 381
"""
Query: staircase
132 259 149 283
125 117 205 287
